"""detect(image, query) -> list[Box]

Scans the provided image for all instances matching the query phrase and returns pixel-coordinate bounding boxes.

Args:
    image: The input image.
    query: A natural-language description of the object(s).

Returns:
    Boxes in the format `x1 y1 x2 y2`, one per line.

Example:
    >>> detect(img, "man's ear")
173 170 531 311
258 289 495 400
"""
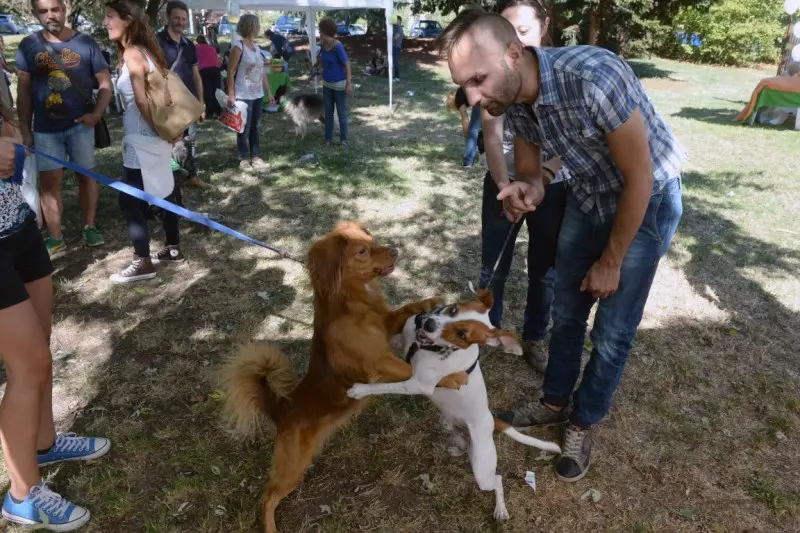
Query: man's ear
485 328 522 355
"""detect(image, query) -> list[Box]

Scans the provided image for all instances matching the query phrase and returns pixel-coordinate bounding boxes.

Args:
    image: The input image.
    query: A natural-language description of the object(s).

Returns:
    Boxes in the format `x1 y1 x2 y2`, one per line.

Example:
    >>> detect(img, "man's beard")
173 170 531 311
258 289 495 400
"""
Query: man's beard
484 70 523 117
45 20 63 35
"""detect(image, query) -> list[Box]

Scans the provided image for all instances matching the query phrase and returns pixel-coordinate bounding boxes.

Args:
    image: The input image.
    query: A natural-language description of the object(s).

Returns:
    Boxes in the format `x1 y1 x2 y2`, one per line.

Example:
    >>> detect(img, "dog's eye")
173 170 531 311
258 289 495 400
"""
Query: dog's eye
457 329 467 340
357 248 368 256
448 306 458 316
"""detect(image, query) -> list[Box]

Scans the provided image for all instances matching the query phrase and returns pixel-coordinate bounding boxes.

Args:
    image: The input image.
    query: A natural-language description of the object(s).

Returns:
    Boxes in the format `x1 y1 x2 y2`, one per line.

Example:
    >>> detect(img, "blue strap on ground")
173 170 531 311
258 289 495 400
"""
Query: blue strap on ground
14 144 303 263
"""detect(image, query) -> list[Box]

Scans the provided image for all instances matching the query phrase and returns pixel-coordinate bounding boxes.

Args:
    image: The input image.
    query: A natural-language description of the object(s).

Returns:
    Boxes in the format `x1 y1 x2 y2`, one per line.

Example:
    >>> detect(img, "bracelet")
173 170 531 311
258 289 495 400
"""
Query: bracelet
542 167 556 184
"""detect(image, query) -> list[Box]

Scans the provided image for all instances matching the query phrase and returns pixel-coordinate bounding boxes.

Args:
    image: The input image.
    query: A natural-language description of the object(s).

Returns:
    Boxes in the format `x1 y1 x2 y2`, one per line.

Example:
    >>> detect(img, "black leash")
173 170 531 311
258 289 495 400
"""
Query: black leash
481 218 523 291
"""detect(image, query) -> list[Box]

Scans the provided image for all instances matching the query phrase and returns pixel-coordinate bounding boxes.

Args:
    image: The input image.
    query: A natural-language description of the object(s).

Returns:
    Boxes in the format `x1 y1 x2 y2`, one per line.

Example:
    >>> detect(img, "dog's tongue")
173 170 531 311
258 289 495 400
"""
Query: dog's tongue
379 265 395 276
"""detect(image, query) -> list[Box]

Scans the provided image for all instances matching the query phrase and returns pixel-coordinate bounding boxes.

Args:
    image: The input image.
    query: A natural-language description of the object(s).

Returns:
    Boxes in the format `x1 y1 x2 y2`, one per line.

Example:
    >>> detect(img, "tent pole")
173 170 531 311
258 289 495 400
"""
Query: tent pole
188 9 194 34
307 8 318 94
386 2 393 114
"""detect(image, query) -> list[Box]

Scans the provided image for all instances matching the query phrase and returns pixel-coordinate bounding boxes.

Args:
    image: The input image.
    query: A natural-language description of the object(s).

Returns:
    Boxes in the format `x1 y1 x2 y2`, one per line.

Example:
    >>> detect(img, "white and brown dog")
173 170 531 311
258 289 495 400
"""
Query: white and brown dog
347 290 561 521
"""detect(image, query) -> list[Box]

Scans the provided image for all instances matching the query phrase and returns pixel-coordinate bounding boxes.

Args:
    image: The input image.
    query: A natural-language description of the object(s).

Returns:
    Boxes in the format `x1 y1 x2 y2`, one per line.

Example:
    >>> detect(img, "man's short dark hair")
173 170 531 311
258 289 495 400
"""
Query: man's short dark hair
30 0 65 12
435 6 518 59
265 29 274 37
166 0 189 16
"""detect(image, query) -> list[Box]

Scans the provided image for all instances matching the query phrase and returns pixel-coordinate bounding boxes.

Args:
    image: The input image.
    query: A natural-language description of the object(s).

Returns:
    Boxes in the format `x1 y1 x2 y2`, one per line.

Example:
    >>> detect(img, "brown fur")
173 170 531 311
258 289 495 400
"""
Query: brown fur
221 222 464 533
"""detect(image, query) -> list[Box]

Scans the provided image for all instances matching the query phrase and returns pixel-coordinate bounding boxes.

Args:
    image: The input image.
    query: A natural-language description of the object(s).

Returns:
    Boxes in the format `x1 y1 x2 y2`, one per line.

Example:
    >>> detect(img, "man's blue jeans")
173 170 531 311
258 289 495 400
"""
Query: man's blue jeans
463 106 481 167
543 178 683 428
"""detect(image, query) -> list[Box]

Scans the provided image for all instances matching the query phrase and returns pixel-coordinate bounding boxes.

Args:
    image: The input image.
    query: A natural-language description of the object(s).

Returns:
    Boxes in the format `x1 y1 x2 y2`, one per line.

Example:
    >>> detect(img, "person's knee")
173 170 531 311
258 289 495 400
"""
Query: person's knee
8 343 51 389
39 171 63 192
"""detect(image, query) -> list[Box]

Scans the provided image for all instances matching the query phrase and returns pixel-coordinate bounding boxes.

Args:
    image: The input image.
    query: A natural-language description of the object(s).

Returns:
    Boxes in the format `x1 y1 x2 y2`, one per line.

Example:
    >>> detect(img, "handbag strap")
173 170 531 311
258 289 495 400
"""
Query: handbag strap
36 31 91 105
170 39 184 72
135 46 174 107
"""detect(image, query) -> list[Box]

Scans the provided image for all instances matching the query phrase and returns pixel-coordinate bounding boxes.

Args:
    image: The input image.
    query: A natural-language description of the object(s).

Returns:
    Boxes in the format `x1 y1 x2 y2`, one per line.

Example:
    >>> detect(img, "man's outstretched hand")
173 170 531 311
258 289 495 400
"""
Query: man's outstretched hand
496 180 545 222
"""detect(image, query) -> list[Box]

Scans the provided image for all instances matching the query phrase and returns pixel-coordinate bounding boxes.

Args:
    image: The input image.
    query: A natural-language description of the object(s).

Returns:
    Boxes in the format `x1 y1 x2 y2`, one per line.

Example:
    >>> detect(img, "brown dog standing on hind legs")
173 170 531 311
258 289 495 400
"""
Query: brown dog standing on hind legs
221 222 468 533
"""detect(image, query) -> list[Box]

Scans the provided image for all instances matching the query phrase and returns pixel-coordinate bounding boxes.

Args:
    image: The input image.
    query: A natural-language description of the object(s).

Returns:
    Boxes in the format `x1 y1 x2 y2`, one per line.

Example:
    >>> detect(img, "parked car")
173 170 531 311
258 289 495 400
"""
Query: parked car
273 15 301 36
0 14 24 34
27 23 43 33
409 19 443 39
336 23 366 36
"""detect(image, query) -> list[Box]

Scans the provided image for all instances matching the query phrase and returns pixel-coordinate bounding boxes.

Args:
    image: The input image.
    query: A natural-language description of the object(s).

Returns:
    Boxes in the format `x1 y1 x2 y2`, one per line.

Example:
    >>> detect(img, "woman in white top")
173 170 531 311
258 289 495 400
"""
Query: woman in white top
227 14 275 170
104 0 185 283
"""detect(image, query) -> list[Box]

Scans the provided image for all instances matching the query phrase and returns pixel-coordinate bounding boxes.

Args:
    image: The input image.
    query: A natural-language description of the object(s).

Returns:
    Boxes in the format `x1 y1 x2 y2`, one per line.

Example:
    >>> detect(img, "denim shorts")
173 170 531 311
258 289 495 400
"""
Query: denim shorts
34 124 96 172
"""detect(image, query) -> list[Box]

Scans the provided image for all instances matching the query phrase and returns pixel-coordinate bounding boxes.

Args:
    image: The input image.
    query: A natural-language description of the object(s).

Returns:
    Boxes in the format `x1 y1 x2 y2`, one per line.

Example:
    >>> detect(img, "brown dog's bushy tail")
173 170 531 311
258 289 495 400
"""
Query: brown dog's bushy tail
221 342 298 436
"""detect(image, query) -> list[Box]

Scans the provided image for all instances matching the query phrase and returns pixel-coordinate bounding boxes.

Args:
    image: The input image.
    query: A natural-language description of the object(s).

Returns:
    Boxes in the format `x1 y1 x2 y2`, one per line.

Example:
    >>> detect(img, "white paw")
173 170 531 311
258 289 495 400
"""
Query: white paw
347 384 368 399
493 506 510 521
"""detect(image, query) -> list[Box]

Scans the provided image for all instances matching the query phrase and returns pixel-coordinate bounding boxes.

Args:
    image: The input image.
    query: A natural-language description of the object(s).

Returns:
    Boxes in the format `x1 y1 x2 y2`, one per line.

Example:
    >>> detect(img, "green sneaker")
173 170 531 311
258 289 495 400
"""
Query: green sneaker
82 226 105 247
45 237 67 259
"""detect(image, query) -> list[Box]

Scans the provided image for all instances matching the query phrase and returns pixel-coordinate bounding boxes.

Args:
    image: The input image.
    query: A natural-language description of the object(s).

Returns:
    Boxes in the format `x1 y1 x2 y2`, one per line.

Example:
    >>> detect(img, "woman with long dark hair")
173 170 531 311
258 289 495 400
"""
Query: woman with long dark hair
105 0 186 283
479 0 568 372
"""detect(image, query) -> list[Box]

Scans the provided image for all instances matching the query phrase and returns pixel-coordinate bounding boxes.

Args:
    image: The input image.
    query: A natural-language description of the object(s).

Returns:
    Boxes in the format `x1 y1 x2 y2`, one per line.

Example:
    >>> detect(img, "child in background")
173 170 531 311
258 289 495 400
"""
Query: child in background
365 48 386 76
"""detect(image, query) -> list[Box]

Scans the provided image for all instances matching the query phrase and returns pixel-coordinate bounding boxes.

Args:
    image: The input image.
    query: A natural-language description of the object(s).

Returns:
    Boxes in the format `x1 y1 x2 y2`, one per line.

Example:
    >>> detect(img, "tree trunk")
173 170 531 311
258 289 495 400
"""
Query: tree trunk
147 0 165 28
587 1 603 46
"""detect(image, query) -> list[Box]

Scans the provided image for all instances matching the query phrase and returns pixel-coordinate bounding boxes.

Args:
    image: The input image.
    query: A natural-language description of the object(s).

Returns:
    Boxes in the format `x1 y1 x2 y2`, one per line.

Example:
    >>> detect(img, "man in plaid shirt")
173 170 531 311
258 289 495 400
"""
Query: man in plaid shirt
438 8 686 482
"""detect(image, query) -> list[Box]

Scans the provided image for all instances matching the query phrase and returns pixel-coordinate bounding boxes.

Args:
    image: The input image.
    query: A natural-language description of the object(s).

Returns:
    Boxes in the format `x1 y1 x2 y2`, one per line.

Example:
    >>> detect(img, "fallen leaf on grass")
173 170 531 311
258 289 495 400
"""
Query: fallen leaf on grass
214 505 226 516
417 473 434 491
210 465 221 476
580 488 601 503
678 508 696 518
53 349 74 361
319 504 332 515
256 292 269 301
534 450 556 461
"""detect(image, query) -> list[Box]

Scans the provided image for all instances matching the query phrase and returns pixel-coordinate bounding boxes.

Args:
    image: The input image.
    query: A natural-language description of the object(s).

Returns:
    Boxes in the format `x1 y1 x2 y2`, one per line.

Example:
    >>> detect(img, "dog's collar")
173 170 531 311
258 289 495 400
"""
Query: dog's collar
464 357 479 375
405 341 451 363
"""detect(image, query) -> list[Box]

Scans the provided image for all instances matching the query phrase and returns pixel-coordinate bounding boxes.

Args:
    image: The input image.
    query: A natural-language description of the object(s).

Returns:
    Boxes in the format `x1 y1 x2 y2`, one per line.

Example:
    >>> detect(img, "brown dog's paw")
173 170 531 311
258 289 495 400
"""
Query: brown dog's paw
420 296 446 312
437 371 469 389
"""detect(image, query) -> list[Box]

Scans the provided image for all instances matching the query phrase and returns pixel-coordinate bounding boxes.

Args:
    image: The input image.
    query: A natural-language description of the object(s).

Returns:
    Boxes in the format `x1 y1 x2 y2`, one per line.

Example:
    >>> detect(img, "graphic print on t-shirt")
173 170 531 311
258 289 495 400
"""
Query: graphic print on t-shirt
34 48 82 120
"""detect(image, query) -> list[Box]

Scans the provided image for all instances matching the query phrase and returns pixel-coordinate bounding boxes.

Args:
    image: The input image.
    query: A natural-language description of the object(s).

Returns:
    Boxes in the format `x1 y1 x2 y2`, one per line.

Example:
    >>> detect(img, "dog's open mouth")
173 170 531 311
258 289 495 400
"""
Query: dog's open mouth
376 264 395 277
416 327 436 346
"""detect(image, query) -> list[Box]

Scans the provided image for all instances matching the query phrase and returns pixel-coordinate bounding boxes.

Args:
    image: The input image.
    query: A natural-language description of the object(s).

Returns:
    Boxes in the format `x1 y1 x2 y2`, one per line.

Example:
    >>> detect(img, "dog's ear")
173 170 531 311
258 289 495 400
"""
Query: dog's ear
485 328 522 355
476 289 493 311
306 233 348 298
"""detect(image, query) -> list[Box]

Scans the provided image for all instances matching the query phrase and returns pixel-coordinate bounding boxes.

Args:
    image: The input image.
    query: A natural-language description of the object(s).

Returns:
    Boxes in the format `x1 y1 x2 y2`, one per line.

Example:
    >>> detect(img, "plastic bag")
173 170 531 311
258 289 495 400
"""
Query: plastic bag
216 89 248 134
21 155 41 227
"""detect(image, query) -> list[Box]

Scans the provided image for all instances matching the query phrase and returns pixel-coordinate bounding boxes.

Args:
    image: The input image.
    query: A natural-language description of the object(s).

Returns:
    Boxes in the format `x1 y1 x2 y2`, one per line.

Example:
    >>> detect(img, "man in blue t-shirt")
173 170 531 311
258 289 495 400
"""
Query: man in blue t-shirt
16 0 111 259
157 0 210 189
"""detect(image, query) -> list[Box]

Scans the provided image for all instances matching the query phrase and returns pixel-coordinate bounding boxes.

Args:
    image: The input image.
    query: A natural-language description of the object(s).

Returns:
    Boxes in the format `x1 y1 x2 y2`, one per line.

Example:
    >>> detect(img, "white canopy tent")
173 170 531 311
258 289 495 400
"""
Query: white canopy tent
186 0 396 110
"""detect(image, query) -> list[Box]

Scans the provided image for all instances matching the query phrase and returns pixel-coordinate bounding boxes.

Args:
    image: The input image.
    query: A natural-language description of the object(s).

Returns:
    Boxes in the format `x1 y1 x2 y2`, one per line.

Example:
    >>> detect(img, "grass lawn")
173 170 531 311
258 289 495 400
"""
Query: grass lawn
0 36 798 532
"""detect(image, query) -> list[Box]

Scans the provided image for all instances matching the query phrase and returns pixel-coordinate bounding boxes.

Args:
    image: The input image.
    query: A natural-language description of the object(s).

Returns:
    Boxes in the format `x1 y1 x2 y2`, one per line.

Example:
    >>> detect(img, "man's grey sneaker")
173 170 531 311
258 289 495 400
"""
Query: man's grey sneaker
150 245 185 264
495 398 570 429
522 339 549 373
555 424 592 482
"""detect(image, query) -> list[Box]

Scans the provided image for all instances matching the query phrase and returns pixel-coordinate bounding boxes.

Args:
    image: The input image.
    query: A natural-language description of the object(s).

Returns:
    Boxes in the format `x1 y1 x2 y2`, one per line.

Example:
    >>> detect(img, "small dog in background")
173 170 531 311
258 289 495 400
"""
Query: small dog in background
284 93 338 138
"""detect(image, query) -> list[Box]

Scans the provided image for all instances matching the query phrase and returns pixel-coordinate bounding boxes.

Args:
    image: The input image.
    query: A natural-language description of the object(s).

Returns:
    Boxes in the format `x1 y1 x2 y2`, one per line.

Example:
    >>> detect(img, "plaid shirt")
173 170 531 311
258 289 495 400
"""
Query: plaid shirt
506 46 687 221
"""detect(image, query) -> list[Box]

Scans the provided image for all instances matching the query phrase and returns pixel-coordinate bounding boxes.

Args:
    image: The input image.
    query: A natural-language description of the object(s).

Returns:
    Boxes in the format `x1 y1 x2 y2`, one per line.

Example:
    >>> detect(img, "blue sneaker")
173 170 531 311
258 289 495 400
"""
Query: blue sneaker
2 482 90 531
37 433 111 466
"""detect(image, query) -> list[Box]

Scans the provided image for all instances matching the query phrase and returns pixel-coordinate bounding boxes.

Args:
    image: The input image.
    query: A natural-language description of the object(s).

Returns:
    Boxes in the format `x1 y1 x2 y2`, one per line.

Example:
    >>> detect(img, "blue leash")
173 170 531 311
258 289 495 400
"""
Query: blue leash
13 144 304 264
